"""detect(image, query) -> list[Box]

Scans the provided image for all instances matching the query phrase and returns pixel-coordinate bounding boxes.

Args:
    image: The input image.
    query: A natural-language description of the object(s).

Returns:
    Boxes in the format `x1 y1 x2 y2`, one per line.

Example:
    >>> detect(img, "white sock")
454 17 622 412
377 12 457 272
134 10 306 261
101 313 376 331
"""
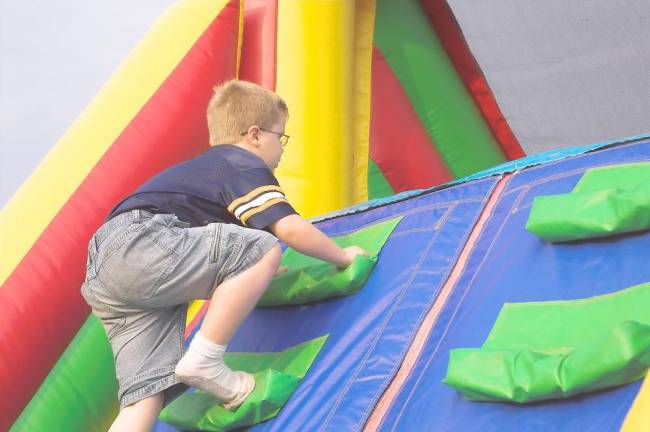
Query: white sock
188 331 227 360
175 332 254 410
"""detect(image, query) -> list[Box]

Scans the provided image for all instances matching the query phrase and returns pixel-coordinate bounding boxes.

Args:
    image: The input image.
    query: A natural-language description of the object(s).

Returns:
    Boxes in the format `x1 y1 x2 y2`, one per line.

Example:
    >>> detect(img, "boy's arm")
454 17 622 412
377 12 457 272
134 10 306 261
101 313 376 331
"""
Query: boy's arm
220 168 364 267
270 214 365 268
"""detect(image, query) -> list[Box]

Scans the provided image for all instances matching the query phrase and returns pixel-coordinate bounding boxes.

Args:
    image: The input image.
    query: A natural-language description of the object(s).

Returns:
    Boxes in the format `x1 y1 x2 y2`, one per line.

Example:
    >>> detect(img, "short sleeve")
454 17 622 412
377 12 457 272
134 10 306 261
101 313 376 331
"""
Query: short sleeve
222 168 298 229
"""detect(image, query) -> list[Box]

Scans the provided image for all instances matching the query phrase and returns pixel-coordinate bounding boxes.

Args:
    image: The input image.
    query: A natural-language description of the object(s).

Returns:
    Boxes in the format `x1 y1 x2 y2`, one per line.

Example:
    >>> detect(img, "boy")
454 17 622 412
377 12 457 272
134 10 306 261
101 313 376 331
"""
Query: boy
81 80 366 431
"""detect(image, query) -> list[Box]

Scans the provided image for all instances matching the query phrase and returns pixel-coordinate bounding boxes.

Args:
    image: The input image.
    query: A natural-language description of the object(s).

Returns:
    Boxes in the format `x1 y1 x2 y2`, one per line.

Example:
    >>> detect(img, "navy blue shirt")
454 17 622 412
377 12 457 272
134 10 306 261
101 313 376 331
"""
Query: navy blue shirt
108 145 297 230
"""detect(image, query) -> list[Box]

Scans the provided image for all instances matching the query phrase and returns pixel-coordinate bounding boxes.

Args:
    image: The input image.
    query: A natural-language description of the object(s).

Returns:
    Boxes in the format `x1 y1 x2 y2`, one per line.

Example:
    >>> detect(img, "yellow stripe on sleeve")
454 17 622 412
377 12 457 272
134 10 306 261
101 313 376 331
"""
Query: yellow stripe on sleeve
226 185 284 213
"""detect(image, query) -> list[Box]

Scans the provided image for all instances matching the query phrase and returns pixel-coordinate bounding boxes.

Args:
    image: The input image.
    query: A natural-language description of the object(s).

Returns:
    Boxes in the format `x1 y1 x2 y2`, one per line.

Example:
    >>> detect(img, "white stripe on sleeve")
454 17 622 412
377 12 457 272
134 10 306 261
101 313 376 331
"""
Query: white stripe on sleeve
233 191 286 219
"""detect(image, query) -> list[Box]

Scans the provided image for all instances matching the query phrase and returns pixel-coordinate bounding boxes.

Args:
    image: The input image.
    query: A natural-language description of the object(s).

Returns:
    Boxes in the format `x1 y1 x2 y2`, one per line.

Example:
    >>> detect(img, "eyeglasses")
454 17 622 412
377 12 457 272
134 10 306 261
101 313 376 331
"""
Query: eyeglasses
260 128 290 147
241 126 290 147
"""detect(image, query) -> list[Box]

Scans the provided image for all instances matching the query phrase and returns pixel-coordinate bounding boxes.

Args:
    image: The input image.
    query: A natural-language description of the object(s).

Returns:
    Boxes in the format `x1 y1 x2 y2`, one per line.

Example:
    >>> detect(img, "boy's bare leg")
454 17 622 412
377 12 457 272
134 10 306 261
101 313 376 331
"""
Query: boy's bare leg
175 244 281 409
200 243 281 344
108 393 163 432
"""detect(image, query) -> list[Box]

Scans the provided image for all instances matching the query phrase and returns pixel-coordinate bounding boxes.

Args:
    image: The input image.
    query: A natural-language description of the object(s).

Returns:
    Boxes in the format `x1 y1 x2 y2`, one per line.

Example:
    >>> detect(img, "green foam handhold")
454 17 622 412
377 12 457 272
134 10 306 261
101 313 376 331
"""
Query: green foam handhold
572 162 650 193
159 370 300 431
444 283 650 403
259 217 402 307
526 162 650 242
445 321 650 403
159 335 328 431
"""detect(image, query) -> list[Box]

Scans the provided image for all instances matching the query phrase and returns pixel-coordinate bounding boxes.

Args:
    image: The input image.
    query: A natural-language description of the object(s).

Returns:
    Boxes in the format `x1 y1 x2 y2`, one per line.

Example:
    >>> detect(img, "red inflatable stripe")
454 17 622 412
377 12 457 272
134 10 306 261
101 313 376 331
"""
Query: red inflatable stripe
370 47 452 192
0 2 241 428
240 0 278 89
419 0 525 160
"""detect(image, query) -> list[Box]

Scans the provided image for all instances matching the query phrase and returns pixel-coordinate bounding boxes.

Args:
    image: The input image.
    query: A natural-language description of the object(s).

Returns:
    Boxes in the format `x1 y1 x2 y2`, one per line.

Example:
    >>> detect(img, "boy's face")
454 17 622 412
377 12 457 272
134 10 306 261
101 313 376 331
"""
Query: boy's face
256 113 287 171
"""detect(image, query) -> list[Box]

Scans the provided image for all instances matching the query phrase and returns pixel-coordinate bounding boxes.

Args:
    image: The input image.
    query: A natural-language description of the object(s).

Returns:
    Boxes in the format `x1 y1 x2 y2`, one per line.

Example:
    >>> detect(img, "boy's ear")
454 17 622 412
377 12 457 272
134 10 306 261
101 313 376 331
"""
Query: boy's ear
245 126 260 146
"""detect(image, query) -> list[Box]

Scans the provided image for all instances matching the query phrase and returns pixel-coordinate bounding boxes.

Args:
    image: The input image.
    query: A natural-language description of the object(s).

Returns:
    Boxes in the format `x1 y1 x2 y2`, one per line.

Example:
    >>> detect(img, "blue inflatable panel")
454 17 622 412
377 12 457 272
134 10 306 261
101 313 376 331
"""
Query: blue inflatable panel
154 177 498 431
380 139 650 431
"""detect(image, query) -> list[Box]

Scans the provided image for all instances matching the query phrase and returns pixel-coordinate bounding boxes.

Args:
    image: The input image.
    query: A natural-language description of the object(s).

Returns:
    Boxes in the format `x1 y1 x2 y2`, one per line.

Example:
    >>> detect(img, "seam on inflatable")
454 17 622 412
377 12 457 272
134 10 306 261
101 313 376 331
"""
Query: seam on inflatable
363 174 511 431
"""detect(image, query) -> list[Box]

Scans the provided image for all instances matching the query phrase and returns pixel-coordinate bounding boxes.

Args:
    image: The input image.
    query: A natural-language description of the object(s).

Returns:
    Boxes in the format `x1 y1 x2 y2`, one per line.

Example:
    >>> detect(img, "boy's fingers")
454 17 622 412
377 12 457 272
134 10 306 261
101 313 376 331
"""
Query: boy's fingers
351 246 368 257
275 266 288 275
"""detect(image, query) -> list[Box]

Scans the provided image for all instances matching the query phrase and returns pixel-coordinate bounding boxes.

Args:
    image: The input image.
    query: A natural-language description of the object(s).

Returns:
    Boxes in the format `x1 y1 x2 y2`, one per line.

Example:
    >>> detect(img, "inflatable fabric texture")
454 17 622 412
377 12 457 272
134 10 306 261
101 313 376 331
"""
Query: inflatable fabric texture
526 163 650 242
10 316 118 432
159 335 328 431
373 0 505 178
258 217 402 306
444 282 650 403
0 0 242 428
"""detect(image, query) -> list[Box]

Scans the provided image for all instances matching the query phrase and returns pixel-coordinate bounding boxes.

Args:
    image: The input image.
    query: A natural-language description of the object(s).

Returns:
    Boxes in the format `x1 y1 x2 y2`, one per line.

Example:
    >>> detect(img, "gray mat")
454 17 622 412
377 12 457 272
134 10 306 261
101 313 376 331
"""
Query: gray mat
447 0 650 154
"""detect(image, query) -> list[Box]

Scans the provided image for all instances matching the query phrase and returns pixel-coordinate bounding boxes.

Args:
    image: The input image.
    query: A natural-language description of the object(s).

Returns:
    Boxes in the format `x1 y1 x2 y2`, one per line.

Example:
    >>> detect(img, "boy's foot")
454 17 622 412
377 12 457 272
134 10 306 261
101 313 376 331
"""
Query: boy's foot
174 333 255 410
175 356 255 410
222 371 255 410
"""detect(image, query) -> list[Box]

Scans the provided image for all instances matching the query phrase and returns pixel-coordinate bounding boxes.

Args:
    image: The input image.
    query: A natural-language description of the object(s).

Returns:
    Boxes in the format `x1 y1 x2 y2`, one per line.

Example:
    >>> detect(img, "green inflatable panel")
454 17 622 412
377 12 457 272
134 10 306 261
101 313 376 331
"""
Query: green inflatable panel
368 159 395 200
374 0 505 178
526 163 650 242
11 316 118 432
258 217 402 307
159 335 328 431
444 282 650 403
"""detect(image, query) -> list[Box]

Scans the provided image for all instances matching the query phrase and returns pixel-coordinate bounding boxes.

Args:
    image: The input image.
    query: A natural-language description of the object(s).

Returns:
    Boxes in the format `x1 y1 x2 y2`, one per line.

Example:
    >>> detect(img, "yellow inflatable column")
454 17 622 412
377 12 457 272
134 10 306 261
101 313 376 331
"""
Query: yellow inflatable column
351 0 376 205
275 0 355 217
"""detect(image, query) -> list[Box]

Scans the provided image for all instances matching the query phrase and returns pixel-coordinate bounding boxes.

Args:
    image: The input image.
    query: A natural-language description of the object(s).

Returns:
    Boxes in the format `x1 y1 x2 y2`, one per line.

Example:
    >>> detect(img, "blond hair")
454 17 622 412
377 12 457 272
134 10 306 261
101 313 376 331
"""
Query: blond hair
207 80 288 146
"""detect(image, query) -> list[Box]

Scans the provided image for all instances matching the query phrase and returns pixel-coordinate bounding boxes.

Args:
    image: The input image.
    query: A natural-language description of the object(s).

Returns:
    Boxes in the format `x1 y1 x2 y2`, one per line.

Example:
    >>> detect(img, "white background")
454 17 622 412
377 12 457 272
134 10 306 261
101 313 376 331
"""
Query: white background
0 0 175 207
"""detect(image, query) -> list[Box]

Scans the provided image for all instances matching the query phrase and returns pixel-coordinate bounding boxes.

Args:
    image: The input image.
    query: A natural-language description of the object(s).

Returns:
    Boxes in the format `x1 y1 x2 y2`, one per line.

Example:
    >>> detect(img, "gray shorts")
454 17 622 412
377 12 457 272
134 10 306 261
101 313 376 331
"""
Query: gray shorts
81 210 277 408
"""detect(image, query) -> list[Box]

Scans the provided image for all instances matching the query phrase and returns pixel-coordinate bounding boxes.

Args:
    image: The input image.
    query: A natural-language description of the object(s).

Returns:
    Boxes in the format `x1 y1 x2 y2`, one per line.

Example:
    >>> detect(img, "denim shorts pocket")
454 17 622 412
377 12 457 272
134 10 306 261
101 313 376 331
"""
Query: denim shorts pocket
208 224 222 264
222 232 244 274
98 219 182 302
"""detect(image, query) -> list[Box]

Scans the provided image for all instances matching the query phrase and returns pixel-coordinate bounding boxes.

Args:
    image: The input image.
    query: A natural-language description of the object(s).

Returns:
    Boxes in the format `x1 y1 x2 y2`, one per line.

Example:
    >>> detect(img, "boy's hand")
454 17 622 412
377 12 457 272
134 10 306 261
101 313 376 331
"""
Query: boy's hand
337 246 368 270
271 215 369 270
